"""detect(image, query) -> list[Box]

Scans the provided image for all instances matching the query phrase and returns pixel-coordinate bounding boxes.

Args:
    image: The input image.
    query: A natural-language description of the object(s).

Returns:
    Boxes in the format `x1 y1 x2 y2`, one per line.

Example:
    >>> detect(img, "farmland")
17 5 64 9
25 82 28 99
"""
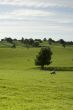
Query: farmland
0 45 73 110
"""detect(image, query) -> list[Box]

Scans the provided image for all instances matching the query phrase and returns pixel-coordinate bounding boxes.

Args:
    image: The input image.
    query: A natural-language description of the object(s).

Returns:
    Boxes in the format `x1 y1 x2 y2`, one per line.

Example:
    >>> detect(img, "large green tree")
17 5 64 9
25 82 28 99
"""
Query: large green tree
35 47 52 69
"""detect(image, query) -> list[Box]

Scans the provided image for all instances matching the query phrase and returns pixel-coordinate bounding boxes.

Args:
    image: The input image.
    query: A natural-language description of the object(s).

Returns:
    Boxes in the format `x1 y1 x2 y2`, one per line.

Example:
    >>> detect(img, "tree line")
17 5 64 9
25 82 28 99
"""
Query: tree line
1 37 73 48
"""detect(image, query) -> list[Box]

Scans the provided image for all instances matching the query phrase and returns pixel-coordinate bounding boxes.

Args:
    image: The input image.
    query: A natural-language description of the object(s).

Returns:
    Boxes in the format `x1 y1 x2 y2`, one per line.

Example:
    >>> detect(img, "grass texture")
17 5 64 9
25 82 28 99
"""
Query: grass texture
0 46 73 110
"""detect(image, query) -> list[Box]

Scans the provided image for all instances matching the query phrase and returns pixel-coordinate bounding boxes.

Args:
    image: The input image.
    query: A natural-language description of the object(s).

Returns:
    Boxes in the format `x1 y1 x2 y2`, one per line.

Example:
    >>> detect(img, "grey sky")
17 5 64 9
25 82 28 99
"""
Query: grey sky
0 0 73 41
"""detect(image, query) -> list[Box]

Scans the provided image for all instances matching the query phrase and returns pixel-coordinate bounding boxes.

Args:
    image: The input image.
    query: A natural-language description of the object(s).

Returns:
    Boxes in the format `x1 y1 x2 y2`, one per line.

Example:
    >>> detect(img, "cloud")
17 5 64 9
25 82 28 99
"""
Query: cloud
0 0 73 41
0 0 73 8
0 0 73 26
0 8 54 21
11 9 53 17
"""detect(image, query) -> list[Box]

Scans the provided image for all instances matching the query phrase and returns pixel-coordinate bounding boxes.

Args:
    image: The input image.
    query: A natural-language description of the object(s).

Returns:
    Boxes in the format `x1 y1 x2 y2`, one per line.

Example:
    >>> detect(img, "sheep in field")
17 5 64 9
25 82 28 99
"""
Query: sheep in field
50 70 56 74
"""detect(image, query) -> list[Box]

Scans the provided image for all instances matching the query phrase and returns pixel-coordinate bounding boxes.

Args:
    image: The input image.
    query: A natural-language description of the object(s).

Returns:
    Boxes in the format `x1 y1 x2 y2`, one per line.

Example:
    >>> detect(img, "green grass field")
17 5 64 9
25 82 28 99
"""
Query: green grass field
0 46 73 110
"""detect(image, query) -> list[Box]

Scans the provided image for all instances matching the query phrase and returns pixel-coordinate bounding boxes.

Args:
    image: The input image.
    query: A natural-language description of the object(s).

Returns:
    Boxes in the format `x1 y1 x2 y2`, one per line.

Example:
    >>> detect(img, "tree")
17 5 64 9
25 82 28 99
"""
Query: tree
12 43 16 48
29 38 34 46
59 39 66 48
48 38 55 45
35 39 42 43
33 41 39 47
24 39 29 47
21 37 24 43
5 37 13 44
35 47 52 69
43 38 47 41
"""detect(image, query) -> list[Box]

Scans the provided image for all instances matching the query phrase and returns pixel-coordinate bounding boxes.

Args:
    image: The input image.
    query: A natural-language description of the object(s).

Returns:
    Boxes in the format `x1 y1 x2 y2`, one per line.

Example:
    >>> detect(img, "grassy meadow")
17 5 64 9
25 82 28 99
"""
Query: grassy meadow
0 45 73 110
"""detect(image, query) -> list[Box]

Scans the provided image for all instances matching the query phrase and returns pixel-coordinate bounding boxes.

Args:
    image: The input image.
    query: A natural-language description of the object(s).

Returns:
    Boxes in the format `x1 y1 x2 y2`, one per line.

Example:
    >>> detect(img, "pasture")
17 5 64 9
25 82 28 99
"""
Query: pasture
0 46 73 110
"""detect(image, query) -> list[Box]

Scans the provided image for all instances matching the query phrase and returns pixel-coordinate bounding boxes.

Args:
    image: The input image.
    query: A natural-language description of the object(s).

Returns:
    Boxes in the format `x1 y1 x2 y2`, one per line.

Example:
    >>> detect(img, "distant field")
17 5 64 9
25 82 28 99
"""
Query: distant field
0 46 73 110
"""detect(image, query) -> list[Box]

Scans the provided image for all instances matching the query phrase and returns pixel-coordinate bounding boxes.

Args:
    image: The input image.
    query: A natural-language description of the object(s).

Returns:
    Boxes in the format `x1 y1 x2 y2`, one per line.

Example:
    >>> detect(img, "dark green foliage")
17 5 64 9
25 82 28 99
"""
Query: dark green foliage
43 38 47 41
35 39 42 43
21 37 24 43
29 38 34 46
11 43 16 48
23 38 34 47
59 39 66 47
35 47 52 69
5 37 13 44
24 39 29 47
33 41 39 47
48 38 55 45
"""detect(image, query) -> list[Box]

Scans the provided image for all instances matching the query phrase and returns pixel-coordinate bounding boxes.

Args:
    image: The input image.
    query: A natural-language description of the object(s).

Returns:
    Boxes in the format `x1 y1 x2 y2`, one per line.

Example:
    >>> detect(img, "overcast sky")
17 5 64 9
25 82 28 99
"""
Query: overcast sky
0 0 73 41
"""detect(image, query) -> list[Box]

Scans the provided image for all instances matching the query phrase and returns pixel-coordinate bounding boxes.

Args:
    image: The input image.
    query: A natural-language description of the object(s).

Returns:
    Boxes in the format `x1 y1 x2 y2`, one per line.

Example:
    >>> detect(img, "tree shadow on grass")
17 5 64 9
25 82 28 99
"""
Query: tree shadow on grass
31 66 73 71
